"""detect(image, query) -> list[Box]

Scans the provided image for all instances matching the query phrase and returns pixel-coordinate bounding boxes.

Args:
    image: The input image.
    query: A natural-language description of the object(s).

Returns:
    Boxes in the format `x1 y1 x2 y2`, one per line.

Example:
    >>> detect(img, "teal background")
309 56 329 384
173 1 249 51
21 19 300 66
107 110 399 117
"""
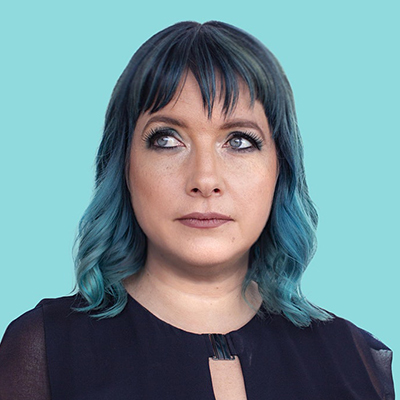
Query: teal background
1 0 398 392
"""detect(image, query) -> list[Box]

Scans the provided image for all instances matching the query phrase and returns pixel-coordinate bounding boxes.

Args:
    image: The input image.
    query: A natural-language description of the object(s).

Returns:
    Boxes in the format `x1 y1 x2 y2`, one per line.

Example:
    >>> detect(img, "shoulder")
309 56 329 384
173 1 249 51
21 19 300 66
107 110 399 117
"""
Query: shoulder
1 295 85 343
0 299 54 398
330 315 391 349
1 304 45 360
0 295 84 399
304 313 393 367
36 294 98 336
311 313 392 354
37 293 85 312
312 314 394 398
2 303 44 342
0 295 78 348
259 311 394 398
264 311 392 356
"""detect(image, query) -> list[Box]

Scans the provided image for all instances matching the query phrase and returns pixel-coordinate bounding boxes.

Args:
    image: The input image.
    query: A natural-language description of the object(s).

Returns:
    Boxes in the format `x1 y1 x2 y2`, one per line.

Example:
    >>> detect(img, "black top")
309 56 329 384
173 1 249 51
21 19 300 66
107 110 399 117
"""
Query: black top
0 295 394 399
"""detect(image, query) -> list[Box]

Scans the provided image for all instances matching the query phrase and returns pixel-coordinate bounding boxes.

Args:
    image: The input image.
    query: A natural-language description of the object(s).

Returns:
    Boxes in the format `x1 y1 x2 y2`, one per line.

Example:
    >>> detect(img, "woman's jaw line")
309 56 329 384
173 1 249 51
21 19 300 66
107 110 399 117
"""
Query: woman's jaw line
133 246 251 295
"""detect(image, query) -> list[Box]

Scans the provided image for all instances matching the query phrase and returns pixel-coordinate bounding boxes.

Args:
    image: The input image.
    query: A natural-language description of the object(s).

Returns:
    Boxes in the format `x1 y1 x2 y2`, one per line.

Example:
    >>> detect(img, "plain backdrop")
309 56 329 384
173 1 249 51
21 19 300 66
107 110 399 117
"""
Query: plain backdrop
1 0 398 392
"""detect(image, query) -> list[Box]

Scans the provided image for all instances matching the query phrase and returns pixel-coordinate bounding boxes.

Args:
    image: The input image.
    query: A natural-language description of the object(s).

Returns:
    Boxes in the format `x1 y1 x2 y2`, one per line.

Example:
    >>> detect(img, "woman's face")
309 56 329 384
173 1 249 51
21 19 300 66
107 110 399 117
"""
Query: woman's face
128 73 278 272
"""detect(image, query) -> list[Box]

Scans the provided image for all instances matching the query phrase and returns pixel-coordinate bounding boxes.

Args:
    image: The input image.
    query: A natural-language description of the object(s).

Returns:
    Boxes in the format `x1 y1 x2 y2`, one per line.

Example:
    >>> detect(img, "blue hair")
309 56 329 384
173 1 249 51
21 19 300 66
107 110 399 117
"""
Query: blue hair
74 21 331 327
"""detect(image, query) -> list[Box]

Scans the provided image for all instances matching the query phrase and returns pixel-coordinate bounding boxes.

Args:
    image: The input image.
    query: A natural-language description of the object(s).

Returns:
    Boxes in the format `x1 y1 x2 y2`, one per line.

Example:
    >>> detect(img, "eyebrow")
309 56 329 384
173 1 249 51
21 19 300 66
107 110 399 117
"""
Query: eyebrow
142 115 266 138
143 116 188 132
219 119 266 138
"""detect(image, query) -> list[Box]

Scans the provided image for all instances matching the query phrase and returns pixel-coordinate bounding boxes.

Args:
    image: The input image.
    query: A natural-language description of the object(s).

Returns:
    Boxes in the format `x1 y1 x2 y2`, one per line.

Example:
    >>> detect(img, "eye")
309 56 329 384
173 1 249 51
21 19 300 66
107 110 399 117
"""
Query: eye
144 128 183 149
225 132 263 152
228 136 253 150
154 135 181 148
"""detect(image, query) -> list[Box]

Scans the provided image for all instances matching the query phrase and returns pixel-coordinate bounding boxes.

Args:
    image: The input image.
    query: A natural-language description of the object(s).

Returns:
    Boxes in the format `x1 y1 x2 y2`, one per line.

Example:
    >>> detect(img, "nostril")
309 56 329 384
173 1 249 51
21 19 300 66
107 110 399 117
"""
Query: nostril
190 187 221 195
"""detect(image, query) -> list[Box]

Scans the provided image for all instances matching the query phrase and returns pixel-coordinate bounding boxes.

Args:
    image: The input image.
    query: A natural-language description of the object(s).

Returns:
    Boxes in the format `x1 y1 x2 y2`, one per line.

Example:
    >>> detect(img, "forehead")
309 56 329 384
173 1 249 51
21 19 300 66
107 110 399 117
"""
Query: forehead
135 73 269 136
146 73 260 121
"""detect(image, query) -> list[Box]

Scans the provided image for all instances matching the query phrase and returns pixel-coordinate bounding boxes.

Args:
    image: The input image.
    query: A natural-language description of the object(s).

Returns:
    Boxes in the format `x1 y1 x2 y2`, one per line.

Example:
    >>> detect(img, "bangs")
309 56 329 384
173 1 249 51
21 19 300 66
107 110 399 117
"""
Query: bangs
129 21 275 118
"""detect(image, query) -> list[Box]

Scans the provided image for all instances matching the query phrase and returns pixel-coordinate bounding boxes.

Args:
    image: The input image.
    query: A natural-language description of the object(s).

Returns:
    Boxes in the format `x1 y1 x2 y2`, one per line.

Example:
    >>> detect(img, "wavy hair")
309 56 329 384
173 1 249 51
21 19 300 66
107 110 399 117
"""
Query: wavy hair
74 21 331 327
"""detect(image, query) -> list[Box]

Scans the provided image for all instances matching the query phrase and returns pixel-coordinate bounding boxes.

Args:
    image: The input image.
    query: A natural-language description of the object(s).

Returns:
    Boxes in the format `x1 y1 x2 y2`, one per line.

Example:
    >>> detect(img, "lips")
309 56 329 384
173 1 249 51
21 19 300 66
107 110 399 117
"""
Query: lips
177 212 233 229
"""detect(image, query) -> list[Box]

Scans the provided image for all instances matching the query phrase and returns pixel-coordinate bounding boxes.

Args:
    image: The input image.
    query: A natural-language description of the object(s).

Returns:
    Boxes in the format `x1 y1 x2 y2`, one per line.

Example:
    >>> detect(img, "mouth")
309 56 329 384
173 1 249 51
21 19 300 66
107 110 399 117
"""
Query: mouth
177 212 233 229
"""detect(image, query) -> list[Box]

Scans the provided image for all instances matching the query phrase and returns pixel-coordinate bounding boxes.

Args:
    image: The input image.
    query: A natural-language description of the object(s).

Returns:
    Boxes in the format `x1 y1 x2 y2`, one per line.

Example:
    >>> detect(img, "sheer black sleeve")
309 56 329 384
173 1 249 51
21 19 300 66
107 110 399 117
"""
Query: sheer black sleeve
347 320 395 399
0 306 51 400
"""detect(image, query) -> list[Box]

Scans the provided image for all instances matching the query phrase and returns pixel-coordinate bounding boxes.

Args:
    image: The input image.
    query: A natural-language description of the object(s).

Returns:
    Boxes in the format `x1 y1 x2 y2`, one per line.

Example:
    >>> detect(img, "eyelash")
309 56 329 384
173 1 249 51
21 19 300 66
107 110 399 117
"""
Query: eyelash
143 128 180 150
228 131 263 151
143 127 263 151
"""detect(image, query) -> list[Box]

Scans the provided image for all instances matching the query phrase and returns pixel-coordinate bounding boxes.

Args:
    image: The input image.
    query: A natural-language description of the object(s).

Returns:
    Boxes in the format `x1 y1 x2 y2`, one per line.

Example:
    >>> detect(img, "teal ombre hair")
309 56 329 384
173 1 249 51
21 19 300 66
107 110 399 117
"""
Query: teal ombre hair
74 21 331 327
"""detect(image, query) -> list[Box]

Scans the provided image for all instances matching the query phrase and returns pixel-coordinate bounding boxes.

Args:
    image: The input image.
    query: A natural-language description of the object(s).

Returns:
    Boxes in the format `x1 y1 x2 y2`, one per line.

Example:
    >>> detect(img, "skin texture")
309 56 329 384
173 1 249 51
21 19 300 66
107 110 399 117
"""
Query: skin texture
125 73 278 334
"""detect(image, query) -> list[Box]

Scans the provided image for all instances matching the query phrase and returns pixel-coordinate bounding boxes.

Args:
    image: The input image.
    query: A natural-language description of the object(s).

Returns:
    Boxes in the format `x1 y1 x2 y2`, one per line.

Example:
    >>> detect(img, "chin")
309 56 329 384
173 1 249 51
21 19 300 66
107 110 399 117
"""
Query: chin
171 246 250 271
145 233 255 272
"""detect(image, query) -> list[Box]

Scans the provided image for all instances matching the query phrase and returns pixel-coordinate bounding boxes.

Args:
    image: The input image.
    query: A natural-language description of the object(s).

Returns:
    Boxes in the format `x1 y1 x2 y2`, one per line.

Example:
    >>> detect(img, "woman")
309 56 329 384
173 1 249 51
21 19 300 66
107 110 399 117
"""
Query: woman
0 21 394 399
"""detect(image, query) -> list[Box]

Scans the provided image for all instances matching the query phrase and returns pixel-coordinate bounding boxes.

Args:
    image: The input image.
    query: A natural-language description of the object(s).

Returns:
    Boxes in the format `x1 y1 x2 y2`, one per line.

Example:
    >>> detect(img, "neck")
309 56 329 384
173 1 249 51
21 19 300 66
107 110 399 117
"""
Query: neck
124 254 262 334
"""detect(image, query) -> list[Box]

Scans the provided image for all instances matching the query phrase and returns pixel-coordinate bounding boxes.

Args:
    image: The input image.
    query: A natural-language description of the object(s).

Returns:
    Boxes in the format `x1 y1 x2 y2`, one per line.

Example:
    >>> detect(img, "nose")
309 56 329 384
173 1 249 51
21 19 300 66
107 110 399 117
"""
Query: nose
185 146 225 197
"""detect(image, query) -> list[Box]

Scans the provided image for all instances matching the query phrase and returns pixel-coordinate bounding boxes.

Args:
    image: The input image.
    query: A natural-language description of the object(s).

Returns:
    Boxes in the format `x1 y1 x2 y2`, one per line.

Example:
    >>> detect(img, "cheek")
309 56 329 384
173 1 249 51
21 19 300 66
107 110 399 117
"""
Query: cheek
230 161 278 233
128 155 179 221
230 158 277 201
245 181 276 221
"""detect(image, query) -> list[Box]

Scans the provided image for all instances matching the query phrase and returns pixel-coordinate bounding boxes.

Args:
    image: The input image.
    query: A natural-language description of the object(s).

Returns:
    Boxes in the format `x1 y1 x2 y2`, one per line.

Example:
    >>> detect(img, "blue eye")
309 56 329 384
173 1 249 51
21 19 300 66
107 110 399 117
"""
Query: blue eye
226 132 263 151
228 137 252 149
154 135 181 148
145 128 182 149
